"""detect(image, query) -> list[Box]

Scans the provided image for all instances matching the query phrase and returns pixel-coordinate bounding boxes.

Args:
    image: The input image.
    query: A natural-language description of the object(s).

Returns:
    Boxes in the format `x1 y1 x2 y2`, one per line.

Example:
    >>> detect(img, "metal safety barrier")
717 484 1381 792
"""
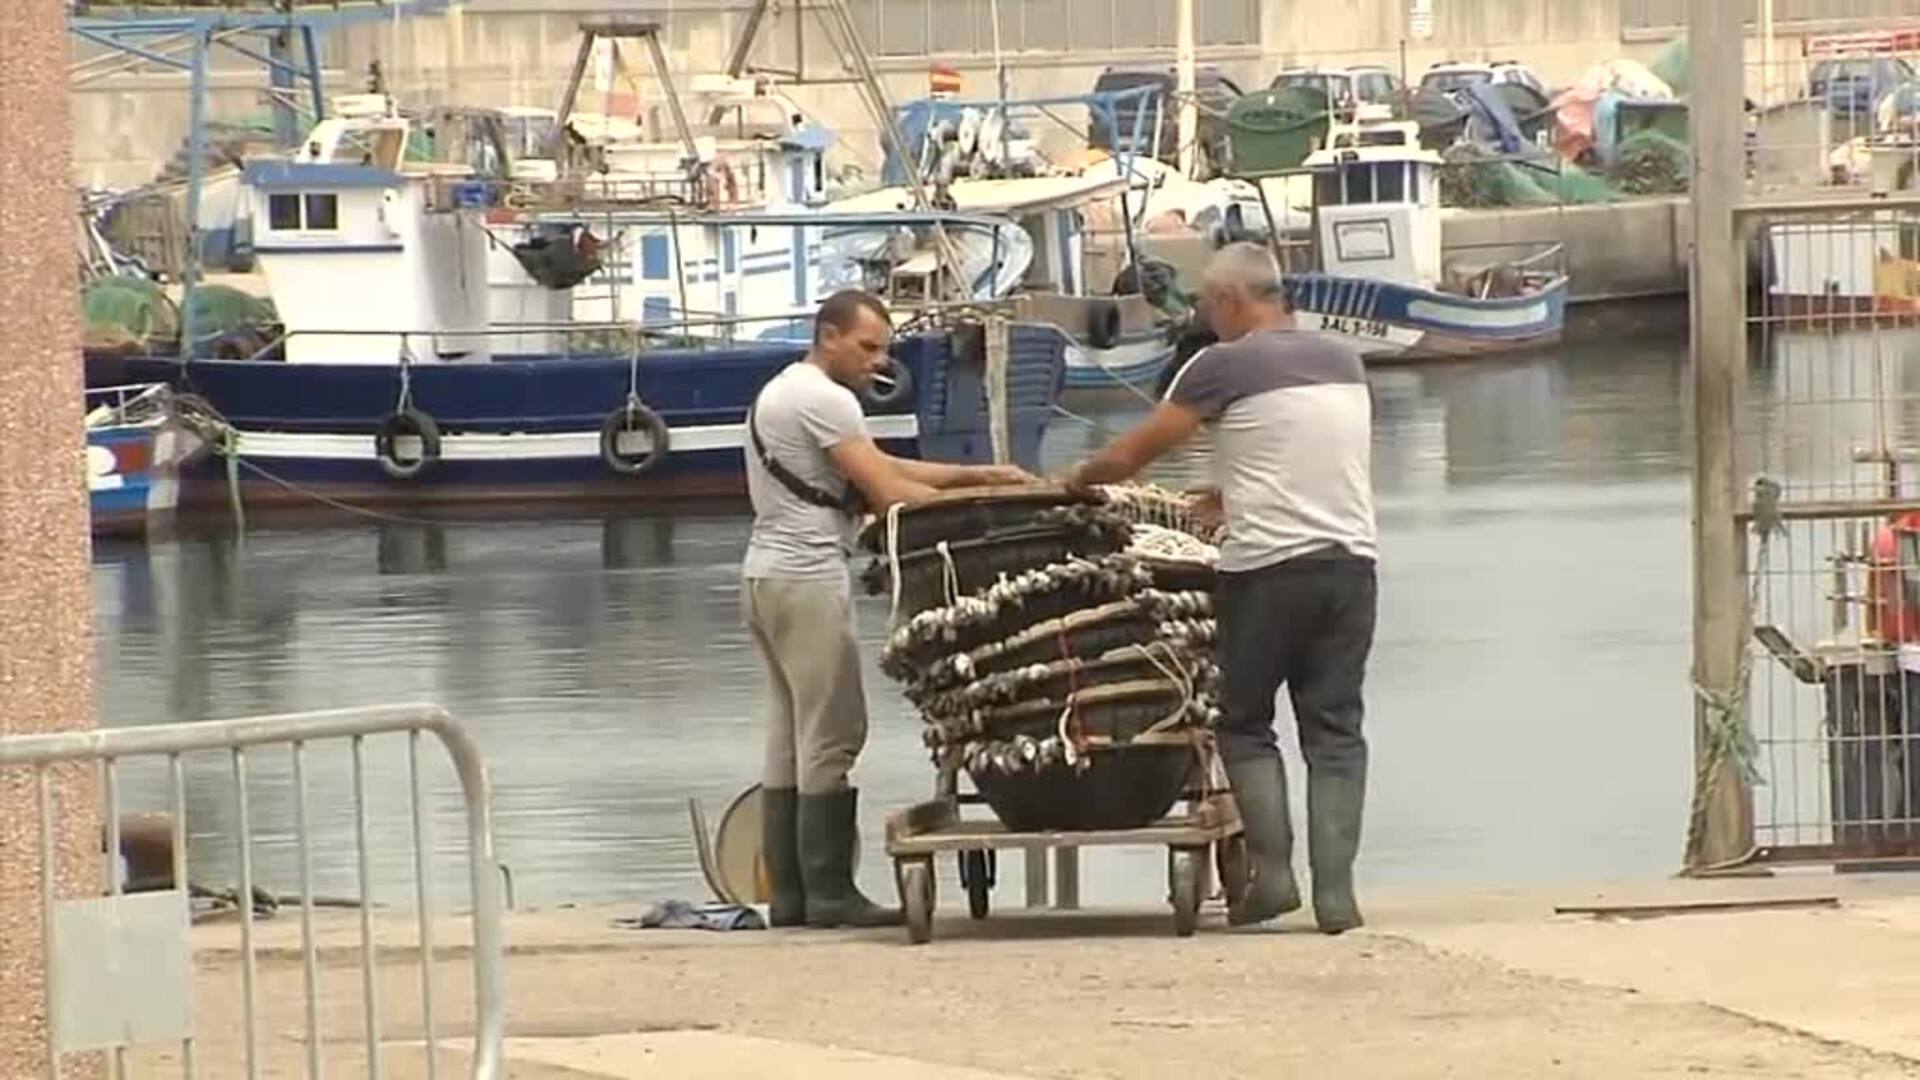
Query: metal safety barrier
1 704 505 1079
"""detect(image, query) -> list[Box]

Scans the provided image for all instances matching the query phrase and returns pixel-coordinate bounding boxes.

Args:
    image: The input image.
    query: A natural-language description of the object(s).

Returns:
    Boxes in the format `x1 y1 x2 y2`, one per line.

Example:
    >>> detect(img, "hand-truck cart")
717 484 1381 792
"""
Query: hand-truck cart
884 743 1248 944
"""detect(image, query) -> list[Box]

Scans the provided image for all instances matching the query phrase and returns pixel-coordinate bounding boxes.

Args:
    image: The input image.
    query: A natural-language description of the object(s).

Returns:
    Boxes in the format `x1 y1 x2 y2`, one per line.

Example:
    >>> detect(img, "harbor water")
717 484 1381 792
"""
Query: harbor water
93 334 1703 911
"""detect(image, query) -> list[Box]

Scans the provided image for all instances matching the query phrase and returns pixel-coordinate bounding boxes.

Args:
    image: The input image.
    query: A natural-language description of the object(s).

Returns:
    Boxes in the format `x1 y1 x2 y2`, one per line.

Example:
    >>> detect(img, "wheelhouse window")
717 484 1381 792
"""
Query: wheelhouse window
304 193 339 230
268 191 341 232
268 193 302 231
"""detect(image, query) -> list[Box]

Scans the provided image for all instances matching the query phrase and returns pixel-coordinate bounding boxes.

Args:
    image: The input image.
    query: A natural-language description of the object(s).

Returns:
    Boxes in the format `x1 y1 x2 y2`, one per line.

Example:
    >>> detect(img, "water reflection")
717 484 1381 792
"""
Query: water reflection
96 336 1710 909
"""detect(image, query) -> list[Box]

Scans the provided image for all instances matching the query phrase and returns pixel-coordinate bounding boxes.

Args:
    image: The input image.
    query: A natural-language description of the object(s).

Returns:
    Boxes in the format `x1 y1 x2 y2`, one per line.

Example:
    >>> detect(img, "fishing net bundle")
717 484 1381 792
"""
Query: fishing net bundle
1438 144 1624 209
868 484 1222 785
1609 130 1691 196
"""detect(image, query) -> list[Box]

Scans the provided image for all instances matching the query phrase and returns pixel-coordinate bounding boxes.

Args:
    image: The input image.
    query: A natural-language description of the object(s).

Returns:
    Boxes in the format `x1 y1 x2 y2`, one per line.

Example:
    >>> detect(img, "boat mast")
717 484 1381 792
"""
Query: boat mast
1176 0 1198 179
814 0 967 300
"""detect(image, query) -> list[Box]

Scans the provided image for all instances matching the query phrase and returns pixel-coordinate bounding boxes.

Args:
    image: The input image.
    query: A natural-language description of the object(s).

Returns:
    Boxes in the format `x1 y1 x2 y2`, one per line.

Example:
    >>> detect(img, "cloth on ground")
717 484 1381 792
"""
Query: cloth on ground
617 900 767 931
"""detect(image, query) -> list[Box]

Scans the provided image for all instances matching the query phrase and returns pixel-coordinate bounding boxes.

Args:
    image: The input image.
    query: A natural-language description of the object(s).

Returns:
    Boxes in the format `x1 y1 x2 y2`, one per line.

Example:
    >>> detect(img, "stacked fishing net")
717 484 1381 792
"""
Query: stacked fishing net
1439 144 1624 209
1610 131 1691 196
862 483 1221 830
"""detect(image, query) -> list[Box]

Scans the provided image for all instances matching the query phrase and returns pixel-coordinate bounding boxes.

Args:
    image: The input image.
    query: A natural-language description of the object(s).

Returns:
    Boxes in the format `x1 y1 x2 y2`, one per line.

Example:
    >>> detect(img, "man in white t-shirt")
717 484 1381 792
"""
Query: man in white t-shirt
1059 244 1378 934
745 289 1033 929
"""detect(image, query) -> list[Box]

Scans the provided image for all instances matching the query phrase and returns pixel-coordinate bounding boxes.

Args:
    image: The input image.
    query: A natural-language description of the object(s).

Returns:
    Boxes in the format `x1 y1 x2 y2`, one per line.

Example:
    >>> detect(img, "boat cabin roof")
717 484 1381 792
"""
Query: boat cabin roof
829 174 1128 216
1303 122 1443 169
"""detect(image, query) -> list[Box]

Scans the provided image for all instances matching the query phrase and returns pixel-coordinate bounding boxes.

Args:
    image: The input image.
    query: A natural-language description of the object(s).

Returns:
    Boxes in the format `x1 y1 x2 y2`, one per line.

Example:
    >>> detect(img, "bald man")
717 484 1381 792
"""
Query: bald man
1059 243 1377 934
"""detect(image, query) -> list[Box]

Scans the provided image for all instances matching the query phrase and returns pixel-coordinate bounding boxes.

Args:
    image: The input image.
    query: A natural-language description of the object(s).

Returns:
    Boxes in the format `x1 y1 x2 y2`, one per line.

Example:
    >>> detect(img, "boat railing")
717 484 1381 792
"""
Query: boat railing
239 298 1025 362
84 382 173 428
1441 237 1569 280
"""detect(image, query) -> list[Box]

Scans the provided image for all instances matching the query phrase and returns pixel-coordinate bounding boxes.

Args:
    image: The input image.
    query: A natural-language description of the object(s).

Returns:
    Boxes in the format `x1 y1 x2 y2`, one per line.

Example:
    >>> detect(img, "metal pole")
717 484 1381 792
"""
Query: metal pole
1760 0 1776 109
639 27 699 164
181 28 210 360
269 27 299 147
709 0 772 127
1176 0 1197 179
1684 0 1755 870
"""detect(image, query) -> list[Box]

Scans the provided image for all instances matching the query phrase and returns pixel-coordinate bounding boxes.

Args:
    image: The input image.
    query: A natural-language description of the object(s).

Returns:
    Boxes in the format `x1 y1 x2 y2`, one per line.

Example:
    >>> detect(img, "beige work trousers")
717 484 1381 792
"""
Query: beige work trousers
742 577 871 795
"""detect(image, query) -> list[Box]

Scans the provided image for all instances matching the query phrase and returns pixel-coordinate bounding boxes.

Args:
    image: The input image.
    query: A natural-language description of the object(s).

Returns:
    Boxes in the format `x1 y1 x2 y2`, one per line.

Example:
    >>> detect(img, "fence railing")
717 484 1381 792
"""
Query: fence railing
0 704 505 1079
1716 195 1920 871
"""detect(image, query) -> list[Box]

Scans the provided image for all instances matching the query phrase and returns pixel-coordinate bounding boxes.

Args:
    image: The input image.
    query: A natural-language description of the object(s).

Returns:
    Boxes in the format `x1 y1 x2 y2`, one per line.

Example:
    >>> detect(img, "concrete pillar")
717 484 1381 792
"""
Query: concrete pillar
0 0 101 1074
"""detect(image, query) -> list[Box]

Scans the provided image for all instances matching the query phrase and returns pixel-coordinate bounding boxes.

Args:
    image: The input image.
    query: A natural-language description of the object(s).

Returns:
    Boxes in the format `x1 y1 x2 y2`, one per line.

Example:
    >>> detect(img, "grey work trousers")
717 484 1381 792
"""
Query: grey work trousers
742 577 871 795
1214 549 1378 778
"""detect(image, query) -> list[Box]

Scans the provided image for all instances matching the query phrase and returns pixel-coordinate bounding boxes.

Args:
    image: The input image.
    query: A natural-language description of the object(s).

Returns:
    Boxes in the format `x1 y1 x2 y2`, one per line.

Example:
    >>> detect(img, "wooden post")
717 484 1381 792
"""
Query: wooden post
1684 0 1756 870
0 0 101 1072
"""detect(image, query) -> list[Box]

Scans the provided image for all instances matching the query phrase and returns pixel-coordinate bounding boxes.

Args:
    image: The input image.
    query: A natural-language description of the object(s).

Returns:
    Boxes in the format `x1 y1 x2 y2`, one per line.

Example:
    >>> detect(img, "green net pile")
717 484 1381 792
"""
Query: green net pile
1610 130 1691 196
1439 145 1625 208
83 277 177 354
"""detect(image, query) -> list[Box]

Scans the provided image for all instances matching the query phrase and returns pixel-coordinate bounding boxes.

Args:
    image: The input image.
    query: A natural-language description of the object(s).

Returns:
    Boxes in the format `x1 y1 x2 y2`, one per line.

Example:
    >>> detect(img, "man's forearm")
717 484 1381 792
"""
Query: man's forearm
894 456 998 489
1067 448 1143 488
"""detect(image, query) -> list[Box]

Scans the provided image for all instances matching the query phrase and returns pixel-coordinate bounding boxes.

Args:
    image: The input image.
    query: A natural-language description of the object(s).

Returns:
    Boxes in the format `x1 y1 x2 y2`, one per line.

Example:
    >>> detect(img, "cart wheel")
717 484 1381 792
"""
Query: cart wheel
902 858 935 945
1169 847 1204 938
1215 833 1250 908
959 849 994 921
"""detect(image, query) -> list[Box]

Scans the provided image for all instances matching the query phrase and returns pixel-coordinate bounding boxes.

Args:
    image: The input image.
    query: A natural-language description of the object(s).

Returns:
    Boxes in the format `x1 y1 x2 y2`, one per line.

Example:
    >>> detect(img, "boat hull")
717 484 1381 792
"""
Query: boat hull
88 420 202 537
1061 328 1178 391
1283 273 1569 362
85 325 1067 516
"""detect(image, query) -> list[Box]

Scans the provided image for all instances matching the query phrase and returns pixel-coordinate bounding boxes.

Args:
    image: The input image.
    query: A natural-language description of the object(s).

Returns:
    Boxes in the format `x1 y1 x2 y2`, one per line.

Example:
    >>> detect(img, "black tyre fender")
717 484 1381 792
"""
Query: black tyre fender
860 356 914 410
374 407 442 481
600 402 670 476
1086 299 1123 351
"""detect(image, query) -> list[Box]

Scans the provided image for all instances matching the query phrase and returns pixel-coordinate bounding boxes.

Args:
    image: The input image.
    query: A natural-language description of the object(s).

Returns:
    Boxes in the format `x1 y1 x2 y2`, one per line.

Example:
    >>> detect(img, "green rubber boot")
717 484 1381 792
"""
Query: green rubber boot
1225 756 1303 927
798 788 902 929
1308 773 1366 934
762 787 806 928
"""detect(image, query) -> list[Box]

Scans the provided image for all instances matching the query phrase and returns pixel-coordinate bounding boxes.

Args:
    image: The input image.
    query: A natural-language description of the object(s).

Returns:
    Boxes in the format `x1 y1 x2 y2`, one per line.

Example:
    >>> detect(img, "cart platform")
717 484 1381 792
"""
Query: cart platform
884 786 1247 943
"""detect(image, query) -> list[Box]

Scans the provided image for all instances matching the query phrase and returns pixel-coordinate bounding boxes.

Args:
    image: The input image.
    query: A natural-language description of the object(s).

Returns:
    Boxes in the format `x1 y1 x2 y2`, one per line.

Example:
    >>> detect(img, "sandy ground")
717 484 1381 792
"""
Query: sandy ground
108 870 1920 1078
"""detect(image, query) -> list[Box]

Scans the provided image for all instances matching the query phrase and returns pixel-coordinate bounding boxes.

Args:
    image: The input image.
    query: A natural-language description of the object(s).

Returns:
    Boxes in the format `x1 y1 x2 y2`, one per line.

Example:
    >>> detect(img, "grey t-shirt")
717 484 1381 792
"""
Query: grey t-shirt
743 361 868 584
1165 327 1377 574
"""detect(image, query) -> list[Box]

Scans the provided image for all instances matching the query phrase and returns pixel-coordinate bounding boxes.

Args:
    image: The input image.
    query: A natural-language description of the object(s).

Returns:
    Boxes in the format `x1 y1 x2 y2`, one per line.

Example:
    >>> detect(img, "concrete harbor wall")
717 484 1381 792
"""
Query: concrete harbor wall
1446 198 1691 304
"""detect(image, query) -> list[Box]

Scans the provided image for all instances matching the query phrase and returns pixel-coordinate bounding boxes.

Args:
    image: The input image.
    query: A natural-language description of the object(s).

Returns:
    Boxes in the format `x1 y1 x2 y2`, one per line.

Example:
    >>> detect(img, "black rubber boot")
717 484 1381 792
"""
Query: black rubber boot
798 788 901 929
1308 773 1365 934
762 787 806 928
1225 756 1302 927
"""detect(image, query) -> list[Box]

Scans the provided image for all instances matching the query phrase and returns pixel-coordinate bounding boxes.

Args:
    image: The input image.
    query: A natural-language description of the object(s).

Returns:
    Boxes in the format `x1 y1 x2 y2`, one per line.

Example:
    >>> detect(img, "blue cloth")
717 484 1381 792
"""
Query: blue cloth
1462 82 1526 154
618 900 766 931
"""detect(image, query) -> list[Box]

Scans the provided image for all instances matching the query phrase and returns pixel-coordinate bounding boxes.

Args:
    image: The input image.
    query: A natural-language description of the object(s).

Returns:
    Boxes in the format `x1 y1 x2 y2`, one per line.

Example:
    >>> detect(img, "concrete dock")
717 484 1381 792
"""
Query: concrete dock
146 872 1920 1078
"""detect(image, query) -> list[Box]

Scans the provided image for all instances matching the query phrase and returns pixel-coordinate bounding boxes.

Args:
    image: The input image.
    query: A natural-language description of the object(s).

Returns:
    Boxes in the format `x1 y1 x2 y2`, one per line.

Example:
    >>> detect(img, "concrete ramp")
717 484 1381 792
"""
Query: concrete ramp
500 1031 1037 1079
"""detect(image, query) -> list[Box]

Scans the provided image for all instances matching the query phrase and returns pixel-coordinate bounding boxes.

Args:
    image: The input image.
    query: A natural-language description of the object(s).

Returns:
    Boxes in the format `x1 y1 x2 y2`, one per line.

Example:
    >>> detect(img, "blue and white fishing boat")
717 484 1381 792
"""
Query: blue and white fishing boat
85 383 205 536
877 87 1192 392
86 105 1065 514
1249 122 1569 361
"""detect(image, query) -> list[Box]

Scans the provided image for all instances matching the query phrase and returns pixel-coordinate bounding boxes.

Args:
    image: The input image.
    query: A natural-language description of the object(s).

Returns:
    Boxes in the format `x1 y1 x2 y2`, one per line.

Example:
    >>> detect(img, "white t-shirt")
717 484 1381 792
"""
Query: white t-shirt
742 361 869 584
1164 327 1377 573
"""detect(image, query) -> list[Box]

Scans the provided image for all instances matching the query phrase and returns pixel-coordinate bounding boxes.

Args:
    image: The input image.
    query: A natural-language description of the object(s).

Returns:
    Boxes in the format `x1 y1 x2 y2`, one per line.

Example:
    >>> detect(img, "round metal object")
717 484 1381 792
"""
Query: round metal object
712 784 768 905
901 858 935 945
1170 846 1203 938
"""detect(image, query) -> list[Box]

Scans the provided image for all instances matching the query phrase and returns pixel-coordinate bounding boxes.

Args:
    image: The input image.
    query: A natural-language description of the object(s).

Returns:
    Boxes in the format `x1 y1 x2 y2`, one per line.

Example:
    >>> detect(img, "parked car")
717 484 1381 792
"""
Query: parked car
1269 65 1407 120
1419 60 1548 98
1809 56 1915 118
1088 66 1245 174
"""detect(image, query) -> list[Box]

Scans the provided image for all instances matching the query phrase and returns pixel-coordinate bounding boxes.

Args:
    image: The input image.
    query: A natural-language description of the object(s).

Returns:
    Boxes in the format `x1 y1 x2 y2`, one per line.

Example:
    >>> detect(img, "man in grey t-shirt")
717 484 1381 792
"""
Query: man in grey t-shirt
1060 244 1377 934
744 289 1033 929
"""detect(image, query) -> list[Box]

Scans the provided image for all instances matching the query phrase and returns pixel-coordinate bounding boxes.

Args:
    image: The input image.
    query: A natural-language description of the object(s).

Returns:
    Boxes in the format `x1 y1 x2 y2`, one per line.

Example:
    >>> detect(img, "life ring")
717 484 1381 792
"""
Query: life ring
600 402 670 476
859 356 914 410
374 407 442 481
1086 300 1123 352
